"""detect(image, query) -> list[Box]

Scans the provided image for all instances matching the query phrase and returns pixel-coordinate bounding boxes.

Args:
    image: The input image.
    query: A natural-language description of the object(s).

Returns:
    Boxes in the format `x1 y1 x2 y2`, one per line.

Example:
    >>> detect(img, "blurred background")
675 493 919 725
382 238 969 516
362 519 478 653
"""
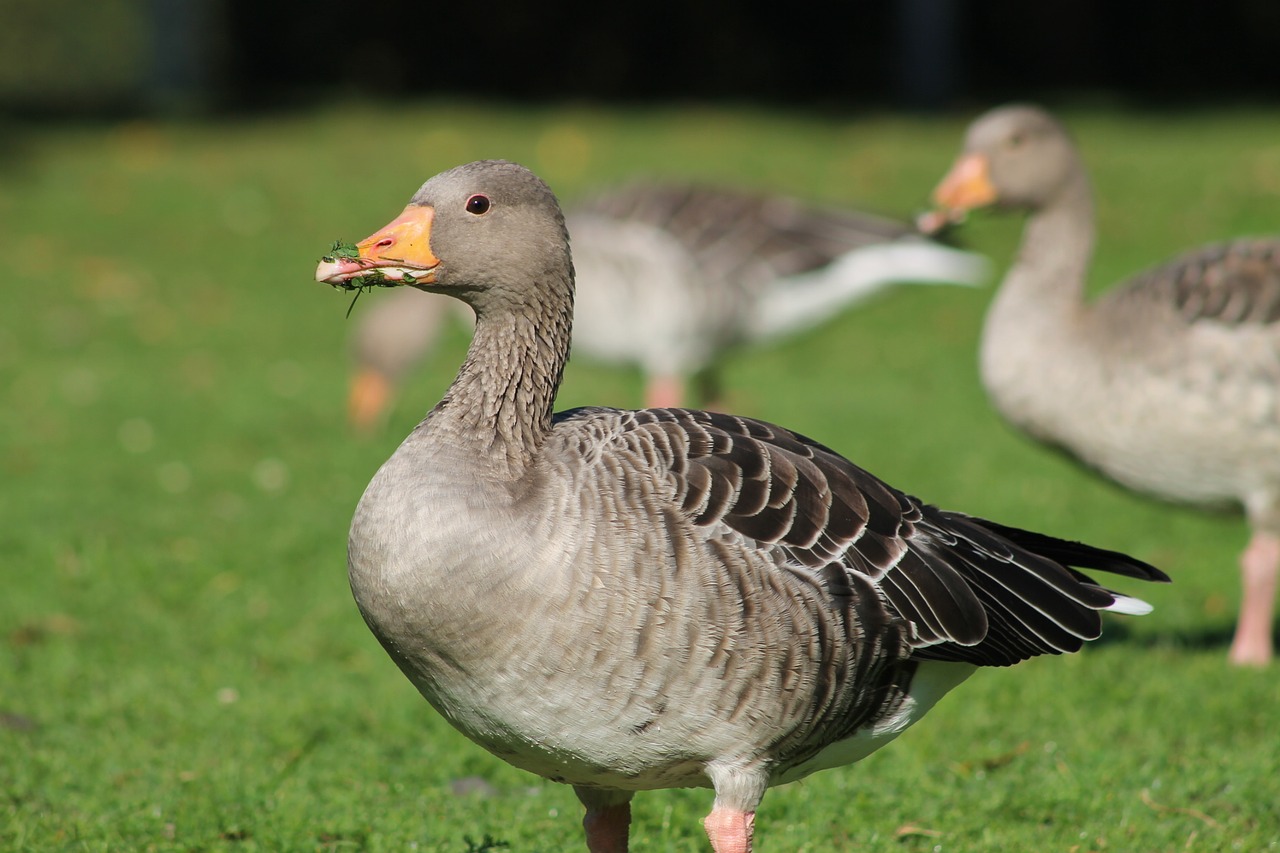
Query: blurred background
4 3 1280 851
4 0 1280 116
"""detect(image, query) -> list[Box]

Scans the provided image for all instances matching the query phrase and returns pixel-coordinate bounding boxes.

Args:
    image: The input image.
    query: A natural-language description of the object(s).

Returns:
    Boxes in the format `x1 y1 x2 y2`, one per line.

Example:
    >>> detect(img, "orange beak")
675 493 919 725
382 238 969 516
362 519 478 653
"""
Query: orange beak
917 153 998 235
316 205 441 287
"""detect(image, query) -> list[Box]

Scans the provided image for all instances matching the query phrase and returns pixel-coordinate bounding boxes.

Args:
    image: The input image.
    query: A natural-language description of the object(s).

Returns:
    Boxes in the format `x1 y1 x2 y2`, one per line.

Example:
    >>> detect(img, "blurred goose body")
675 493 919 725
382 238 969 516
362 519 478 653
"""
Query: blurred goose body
347 288 469 431
315 160 1164 853
347 180 988 429
924 104 1280 666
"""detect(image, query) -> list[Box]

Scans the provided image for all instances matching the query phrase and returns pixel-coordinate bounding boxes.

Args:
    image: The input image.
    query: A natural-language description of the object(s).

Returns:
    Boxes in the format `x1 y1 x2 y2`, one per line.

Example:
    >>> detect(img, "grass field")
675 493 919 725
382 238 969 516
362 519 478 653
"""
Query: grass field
3 100 1279 851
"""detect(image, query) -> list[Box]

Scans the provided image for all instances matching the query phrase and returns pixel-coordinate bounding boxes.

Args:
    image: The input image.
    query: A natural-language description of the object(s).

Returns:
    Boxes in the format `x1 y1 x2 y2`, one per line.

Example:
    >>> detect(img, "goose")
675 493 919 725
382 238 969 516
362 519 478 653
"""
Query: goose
314 159 1167 853
345 180 989 430
921 104 1280 667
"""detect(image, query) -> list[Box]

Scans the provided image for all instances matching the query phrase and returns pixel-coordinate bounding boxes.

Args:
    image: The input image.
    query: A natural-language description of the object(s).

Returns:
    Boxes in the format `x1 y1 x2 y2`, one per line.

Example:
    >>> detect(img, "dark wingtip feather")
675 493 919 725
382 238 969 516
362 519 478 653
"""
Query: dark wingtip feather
961 516 1171 584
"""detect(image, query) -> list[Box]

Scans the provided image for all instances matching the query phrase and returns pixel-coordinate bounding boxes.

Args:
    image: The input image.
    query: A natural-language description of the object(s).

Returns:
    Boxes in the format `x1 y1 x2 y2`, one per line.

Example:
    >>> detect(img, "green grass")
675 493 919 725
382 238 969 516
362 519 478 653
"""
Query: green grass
3 100 1279 851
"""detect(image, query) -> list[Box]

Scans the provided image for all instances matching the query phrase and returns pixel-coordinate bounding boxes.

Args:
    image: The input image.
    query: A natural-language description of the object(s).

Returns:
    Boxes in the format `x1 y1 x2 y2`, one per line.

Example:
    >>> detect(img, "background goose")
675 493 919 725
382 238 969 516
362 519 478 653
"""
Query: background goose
346 287 467 432
921 103 1280 667
345 180 989 430
314 159 1166 853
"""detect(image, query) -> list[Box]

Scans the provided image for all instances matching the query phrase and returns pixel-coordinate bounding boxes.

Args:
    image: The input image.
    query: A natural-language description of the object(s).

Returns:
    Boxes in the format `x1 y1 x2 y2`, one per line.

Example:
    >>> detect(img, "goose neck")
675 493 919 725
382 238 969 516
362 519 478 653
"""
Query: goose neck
1007 175 1096 309
412 286 573 481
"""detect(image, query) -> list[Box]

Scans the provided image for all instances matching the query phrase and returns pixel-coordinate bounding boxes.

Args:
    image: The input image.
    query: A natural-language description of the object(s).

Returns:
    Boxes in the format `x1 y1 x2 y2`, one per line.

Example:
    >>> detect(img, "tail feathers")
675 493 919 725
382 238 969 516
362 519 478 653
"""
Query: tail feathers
906 511 1167 667
966 515 1166 621
818 240 991 290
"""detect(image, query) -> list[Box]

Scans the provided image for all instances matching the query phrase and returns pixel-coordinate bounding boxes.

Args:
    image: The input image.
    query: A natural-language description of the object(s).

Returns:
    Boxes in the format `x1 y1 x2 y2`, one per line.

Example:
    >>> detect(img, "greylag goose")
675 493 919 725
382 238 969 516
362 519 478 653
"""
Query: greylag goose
314 160 1167 853
921 103 1280 667
346 180 988 428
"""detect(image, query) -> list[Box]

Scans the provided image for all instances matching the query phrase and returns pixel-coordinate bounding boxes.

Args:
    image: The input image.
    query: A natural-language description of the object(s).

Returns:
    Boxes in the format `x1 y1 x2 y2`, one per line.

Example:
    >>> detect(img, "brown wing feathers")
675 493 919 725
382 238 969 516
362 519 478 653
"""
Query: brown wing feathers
631 408 1166 667
1128 238 1280 325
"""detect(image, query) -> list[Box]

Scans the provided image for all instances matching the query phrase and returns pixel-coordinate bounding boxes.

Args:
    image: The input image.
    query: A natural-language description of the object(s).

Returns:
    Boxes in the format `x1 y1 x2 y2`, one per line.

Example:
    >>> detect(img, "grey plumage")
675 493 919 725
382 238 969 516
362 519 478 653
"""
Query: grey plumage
316 159 1166 852
925 103 1280 666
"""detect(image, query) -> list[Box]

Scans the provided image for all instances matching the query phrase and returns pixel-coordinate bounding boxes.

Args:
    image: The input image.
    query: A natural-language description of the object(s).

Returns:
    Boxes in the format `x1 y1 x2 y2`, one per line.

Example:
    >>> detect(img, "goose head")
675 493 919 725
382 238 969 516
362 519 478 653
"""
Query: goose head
920 104 1084 232
316 160 572 310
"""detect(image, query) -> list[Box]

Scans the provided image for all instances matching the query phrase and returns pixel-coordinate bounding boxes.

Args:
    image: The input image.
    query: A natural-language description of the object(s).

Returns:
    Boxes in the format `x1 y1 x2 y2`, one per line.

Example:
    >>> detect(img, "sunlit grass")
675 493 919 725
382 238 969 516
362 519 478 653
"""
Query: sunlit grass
2 100 1278 850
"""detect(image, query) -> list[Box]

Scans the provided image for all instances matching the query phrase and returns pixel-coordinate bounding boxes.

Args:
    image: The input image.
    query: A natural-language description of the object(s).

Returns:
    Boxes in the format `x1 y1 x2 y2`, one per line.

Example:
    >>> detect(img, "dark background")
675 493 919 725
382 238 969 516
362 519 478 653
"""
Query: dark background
5 0 1280 117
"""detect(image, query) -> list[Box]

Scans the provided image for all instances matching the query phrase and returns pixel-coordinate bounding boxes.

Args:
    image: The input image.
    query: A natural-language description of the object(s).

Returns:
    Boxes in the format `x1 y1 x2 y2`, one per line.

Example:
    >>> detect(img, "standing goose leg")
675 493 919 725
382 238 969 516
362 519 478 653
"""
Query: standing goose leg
702 764 765 853
1229 528 1280 666
575 787 633 853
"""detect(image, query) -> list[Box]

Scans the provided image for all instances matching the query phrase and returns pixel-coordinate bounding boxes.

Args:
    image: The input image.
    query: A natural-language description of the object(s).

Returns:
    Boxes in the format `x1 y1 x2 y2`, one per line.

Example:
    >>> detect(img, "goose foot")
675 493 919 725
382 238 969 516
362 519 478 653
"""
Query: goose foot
1229 530 1279 666
704 807 755 853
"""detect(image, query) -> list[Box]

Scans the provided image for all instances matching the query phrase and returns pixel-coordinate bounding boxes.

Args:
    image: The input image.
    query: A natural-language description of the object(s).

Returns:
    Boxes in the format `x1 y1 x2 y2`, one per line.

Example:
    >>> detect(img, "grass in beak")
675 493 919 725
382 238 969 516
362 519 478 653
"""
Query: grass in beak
320 239 361 262
320 240 419 317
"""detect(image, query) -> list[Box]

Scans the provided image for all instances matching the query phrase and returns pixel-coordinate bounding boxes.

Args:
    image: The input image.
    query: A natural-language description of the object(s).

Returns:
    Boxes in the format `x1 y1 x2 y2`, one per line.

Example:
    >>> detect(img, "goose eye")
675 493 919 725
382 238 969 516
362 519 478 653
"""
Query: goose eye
1007 132 1025 149
466 194 491 215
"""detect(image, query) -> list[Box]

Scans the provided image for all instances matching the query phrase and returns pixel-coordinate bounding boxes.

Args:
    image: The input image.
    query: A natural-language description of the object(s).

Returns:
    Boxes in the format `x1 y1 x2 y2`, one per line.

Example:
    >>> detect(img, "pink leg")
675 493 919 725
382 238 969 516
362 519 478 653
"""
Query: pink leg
704 807 755 853
1229 530 1279 666
644 374 685 409
575 787 632 853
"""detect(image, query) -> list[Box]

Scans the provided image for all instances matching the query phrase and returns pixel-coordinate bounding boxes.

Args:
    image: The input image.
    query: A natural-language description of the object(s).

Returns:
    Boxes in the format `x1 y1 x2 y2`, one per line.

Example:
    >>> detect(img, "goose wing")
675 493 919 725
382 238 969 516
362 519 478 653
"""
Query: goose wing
557 406 1167 669
1119 238 1280 326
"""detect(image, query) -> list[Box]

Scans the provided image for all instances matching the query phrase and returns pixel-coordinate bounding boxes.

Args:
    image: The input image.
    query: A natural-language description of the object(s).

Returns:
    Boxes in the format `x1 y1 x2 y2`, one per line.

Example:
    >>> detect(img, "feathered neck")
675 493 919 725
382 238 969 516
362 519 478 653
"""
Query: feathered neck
1001 166 1097 318
407 273 574 482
